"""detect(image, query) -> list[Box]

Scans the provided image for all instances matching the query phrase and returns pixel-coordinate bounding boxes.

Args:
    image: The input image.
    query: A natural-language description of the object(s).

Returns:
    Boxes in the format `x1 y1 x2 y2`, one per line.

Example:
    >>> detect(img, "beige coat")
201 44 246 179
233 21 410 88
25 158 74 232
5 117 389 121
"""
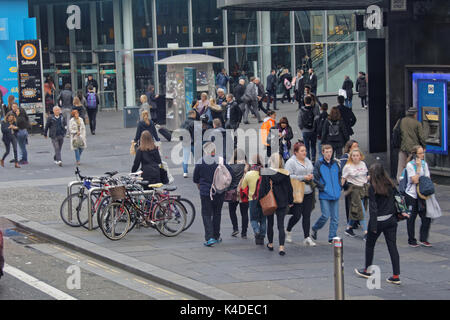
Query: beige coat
69 117 87 150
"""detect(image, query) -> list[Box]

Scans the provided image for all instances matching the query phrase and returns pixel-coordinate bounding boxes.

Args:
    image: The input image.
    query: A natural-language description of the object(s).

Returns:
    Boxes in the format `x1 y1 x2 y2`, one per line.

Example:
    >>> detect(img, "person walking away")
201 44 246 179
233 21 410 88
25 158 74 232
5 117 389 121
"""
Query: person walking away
279 69 292 104
85 85 100 135
356 72 368 110
193 142 233 247
298 96 320 162
342 76 354 108
226 149 250 238
69 109 87 165
311 144 342 244
294 70 305 110
304 85 322 109
131 130 162 185
57 83 74 133
133 110 160 149
261 110 277 158
72 96 86 122
233 79 247 115
180 110 196 178
43 106 66 167
342 149 369 240
314 103 328 154
355 163 406 285
1 112 20 168
394 107 426 182
404 145 432 247
337 95 356 142
76 91 87 120
145 85 159 122
307 68 318 95
258 153 294 255
277 117 293 162
266 69 278 110
242 155 265 245
12 103 30 165
216 68 230 93
225 94 242 131
139 94 151 119
285 142 316 246
322 106 349 159
242 77 262 124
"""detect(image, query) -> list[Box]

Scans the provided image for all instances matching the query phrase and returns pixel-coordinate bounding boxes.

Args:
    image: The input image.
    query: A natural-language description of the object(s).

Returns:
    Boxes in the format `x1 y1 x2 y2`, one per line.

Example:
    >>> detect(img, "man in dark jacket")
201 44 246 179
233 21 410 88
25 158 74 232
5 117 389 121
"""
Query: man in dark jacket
193 142 232 246
224 94 241 130
356 72 368 110
266 69 278 110
311 144 342 244
336 95 356 140
57 83 74 133
256 78 268 115
294 69 305 110
145 85 159 122
233 78 247 115
307 68 318 95
43 106 66 166
86 75 98 93
342 76 354 108
12 103 30 164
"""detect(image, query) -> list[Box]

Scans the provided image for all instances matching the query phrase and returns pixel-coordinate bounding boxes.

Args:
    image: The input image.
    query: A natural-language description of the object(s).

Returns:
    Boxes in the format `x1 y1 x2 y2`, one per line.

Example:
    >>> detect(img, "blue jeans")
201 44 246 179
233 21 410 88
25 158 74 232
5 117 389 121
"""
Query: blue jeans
74 148 84 162
249 200 266 236
347 199 367 232
182 145 194 174
345 98 353 108
312 199 340 241
17 129 28 162
302 131 317 161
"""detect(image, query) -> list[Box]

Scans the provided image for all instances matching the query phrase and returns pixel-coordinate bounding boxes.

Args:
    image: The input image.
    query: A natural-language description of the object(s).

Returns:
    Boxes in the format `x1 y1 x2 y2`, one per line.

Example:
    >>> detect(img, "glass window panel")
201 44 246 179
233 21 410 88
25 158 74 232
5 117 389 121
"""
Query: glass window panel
132 0 153 49
327 10 355 42
192 0 223 47
75 3 91 50
229 46 259 90
228 11 257 46
97 1 115 47
270 11 290 44
294 11 323 44
135 51 155 99
156 0 189 48
54 5 70 50
327 43 356 93
295 44 324 94
271 46 292 94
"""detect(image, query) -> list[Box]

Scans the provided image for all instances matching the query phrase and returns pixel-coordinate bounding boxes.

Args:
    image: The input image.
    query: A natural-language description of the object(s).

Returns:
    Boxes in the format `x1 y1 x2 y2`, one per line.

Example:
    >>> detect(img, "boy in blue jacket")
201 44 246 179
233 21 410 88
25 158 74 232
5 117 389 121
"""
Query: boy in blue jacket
311 144 342 243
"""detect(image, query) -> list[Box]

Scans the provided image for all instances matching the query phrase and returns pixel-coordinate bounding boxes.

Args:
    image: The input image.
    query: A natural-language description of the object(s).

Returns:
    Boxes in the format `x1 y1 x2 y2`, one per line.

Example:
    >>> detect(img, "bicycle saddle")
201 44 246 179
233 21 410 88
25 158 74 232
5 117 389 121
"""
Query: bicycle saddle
148 183 164 189
163 186 177 192
104 171 118 177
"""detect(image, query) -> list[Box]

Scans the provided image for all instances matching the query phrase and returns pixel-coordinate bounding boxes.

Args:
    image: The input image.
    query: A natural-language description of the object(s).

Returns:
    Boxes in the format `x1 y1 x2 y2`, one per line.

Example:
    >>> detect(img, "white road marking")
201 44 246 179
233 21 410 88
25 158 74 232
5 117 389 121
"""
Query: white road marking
3 264 77 300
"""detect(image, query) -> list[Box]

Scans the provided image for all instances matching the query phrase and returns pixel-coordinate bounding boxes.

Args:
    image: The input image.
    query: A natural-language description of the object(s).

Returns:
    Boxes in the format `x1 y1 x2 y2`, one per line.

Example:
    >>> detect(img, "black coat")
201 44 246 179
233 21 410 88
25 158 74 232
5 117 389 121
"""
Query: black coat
44 115 66 138
278 124 294 153
321 118 348 148
356 76 367 97
307 73 318 93
16 107 30 130
134 120 160 143
1 120 17 143
258 169 293 209
337 104 356 136
368 185 397 233
225 101 241 128
342 79 354 99
266 74 277 93
233 84 246 104
180 118 195 145
131 149 162 184
295 77 305 102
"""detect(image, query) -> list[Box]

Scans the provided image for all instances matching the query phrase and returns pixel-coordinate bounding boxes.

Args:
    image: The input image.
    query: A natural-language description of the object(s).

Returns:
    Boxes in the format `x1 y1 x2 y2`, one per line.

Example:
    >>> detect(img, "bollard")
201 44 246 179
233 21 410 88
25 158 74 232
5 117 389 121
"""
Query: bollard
333 236 345 300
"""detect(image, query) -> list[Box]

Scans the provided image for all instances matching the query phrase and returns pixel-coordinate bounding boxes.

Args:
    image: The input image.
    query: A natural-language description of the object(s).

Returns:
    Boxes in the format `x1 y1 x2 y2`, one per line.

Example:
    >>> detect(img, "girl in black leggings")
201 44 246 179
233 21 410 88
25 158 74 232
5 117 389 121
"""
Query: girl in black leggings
354 163 408 285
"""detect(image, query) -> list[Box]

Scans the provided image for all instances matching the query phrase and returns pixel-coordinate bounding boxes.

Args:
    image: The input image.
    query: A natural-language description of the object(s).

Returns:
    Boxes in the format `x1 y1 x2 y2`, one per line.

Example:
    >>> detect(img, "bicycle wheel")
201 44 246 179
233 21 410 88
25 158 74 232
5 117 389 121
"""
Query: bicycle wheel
179 198 196 231
99 202 131 241
154 199 187 237
96 195 111 228
60 193 88 227
77 192 102 230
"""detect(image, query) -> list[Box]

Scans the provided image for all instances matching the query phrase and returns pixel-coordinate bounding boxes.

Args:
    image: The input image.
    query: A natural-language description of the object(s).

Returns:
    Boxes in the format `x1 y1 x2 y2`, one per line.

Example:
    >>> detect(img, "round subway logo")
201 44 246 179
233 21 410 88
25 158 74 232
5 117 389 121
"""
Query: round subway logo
21 43 37 60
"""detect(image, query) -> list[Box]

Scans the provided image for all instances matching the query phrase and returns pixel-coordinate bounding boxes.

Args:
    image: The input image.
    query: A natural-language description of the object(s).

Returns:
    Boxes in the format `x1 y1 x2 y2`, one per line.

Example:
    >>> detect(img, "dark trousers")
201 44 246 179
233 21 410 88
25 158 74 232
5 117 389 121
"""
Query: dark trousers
267 207 287 246
281 89 291 103
228 201 249 235
258 100 269 115
330 143 343 159
287 193 313 238
405 194 431 243
366 218 400 275
360 96 367 108
51 135 64 162
2 137 18 162
87 108 98 133
200 194 225 241
266 91 277 110
302 131 317 162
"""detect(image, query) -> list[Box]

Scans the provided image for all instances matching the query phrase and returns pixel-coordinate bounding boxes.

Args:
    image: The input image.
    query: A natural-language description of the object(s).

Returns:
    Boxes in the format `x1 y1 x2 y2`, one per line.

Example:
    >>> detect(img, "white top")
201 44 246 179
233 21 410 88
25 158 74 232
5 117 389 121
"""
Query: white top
405 160 430 199
342 161 368 187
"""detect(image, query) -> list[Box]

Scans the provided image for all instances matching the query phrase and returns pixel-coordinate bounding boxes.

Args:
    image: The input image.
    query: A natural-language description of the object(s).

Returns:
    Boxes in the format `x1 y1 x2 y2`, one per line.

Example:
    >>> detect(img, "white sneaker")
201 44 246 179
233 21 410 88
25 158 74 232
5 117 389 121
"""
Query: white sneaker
183 173 188 178
286 231 292 243
58 161 63 167
304 237 316 246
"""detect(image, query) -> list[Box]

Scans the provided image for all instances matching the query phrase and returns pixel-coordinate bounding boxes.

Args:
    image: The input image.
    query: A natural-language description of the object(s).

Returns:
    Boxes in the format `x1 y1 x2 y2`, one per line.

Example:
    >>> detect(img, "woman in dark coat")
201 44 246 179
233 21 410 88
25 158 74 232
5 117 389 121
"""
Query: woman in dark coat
131 130 162 186
277 117 294 161
133 110 160 146
356 72 368 110
321 106 348 159
279 69 293 104
1 112 20 168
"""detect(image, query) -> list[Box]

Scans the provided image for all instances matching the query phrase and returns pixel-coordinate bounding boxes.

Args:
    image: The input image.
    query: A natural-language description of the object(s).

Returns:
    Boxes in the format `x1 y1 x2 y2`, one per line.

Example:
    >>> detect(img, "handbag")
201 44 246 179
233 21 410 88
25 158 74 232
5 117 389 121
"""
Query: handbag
291 178 305 204
417 176 435 200
259 180 277 216
224 189 238 202
159 166 169 185
130 141 136 156
338 88 347 99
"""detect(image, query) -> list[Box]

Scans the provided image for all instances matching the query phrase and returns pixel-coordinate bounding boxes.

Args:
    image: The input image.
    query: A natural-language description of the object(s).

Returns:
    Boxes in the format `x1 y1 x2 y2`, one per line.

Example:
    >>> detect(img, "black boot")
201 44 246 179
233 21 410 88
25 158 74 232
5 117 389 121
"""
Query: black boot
255 233 260 245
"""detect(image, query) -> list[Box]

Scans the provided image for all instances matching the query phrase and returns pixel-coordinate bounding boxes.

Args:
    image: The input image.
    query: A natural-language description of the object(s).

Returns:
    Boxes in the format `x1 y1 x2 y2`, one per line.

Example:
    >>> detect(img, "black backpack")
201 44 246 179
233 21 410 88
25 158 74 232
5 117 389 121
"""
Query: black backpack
301 106 315 130
316 112 328 136
327 120 341 142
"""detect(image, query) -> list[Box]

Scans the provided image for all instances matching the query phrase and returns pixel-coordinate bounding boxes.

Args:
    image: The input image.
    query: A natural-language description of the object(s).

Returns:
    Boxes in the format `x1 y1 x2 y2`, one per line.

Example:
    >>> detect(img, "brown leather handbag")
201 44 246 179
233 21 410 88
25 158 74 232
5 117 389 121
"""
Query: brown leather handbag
259 180 277 216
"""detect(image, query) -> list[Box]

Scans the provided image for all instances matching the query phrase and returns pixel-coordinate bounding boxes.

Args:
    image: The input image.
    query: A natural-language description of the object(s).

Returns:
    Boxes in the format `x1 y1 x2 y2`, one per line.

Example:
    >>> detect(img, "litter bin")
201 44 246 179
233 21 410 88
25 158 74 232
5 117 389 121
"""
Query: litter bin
123 106 140 128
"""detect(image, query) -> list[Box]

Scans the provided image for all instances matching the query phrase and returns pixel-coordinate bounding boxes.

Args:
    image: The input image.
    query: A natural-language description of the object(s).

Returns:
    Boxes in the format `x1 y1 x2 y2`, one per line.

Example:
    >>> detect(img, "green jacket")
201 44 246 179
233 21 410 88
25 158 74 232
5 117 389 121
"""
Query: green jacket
395 116 426 153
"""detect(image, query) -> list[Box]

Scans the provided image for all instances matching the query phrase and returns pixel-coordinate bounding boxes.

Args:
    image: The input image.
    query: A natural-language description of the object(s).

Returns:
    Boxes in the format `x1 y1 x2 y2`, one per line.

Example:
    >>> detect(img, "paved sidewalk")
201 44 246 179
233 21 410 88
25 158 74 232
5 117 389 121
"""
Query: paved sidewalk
1 98 450 299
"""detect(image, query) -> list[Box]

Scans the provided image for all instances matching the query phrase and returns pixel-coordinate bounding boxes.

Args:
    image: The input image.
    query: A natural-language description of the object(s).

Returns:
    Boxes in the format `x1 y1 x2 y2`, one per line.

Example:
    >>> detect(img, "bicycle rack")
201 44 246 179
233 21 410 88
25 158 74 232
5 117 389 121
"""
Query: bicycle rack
87 186 105 231
67 181 83 224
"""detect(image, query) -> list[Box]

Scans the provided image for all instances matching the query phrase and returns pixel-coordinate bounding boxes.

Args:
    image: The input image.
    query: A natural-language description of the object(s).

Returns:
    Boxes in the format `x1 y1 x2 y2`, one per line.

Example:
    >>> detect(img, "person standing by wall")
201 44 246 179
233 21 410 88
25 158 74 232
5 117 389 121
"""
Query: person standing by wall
356 72 368 110
12 102 30 165
43 106 66 167
85 85 100 135
69 109 87 166
1 112 20 168
266 69 278 111
342 76 354 109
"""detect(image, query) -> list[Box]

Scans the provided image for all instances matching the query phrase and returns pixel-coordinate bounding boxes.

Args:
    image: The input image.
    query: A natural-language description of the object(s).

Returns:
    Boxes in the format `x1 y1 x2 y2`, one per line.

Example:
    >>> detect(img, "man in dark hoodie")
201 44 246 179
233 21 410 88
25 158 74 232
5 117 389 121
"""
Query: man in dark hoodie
342 75 354 109
356 72 368 110
336 95 356 142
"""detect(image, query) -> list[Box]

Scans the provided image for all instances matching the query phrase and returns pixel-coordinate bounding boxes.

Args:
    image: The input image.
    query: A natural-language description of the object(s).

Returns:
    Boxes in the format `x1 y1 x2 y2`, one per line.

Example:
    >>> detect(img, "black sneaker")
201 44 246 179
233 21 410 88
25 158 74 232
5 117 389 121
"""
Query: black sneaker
231 230 239 237
311 229 318 241
241 234 247 239
328 240 333 245
355 268 372 279
345 228 356 237
386 276 401 285
409 241 419 248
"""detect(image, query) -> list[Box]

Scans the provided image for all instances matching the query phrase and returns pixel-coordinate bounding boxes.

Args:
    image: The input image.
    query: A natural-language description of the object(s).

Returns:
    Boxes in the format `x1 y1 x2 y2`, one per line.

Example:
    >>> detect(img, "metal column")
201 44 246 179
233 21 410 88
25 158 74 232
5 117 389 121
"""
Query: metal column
69 29 77 92
113 0 124 109
333 237 345 300
122 0 136 106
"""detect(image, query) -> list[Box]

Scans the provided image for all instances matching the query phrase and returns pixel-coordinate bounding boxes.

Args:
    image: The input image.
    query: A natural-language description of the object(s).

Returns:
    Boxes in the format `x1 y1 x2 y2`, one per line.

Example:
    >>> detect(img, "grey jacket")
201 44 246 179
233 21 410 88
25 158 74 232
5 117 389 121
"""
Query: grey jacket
285 156 314 194
57 89 74 109
243 82 258 103
298 104 320 134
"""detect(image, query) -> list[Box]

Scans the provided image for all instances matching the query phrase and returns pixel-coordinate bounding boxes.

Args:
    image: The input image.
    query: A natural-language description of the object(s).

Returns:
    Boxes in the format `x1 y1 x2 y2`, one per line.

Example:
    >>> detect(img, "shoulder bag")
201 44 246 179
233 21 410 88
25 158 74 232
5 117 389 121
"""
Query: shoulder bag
259 179 277 216
291 178 305 204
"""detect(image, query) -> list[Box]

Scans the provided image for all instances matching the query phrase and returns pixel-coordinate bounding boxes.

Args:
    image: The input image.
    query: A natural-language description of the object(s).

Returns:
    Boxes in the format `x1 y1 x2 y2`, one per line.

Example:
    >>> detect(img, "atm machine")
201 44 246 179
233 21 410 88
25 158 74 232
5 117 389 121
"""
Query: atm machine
416 78 448 155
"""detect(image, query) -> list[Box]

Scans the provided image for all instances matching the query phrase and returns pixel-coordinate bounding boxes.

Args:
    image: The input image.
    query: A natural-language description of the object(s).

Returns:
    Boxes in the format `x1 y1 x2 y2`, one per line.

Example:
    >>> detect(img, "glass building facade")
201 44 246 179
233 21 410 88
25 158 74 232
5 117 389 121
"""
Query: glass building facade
28 0 367 109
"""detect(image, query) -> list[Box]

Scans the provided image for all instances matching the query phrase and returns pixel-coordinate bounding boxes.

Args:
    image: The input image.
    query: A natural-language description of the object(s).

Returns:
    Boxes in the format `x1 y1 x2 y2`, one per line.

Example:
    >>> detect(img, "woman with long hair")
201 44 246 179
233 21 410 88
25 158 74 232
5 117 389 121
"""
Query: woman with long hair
1 112 20 168
133 110 160 147
321 106 348 159
131 130 162 186
69 109 87 165
277 117 294 161
341 139 360 226
355 163 407 285
404 145 432 247
72 96 86 120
